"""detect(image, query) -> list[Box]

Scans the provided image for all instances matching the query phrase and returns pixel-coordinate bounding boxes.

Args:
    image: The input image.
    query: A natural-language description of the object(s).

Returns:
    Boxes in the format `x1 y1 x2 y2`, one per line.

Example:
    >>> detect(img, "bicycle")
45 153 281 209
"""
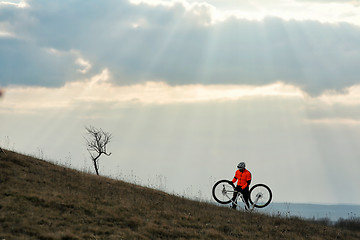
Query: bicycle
212 180 272 210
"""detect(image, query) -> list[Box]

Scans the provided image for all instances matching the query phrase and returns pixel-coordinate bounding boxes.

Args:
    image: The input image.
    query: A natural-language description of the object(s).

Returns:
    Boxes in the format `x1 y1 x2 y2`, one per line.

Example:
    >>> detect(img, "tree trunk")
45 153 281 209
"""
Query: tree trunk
92 155 100 175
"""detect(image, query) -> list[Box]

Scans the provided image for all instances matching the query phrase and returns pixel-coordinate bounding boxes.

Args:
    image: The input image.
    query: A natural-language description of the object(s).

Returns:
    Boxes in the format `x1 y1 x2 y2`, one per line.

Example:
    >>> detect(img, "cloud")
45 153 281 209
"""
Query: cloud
296 0 360 3
0 38 91 87
306 118 360 125
0 1 28 8
2 68 360 127
1 0 360 95
0 72 305 114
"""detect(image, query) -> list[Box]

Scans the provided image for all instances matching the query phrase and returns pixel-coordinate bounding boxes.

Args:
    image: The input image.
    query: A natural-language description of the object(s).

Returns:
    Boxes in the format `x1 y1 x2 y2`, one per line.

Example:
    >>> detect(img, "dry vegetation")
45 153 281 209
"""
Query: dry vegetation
1 150 359 240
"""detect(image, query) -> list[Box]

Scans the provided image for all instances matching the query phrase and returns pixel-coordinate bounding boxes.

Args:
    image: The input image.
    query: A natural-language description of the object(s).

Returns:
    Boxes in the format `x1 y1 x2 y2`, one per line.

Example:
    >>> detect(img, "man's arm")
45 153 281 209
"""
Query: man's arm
247 180 251 187
232 177 237 183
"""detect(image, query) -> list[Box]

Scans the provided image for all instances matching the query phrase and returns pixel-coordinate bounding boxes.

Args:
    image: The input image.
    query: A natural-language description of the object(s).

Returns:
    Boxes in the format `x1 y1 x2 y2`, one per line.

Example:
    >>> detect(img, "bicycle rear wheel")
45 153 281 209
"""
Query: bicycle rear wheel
249 184 272 208
212 180 235 204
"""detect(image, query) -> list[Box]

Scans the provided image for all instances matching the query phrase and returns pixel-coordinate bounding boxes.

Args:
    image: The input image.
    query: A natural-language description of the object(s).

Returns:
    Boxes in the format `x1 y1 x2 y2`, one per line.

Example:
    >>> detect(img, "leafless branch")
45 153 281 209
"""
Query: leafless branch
84 126 112 175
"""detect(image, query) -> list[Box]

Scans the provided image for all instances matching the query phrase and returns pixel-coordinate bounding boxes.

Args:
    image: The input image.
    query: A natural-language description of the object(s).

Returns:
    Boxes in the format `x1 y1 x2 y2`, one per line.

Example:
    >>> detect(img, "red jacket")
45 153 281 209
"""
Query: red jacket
232 168 251 189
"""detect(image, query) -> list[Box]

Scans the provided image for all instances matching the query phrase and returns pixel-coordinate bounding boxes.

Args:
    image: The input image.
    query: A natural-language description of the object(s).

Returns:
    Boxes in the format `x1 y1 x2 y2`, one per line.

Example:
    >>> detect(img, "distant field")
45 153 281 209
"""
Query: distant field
1 150 360 239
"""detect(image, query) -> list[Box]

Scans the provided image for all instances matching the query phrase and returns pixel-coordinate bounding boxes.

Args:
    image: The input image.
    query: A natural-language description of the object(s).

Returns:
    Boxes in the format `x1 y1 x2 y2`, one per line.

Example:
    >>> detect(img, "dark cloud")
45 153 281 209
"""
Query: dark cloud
1 0 360 95
0 38 83 87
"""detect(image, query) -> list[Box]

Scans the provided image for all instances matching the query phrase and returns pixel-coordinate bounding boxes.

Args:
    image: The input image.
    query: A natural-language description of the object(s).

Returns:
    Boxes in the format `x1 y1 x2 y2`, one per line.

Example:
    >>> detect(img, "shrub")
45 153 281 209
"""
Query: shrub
335 217 360 232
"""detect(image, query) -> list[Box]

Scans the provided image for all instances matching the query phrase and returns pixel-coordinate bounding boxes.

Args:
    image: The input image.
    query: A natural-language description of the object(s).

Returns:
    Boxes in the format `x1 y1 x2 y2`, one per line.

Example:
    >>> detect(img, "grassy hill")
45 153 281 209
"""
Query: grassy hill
1 150 359 240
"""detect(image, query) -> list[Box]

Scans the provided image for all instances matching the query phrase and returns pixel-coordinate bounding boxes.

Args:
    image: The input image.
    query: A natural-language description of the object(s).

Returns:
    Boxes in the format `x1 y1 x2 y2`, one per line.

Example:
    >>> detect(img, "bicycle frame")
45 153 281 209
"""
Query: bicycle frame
226 188 263 211
252 192 263 207
222 186 254 211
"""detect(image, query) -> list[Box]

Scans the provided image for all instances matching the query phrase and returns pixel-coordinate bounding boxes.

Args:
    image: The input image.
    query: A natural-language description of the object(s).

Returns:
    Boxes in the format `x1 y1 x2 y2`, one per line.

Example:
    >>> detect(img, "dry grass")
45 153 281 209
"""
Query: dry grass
1 150 359 240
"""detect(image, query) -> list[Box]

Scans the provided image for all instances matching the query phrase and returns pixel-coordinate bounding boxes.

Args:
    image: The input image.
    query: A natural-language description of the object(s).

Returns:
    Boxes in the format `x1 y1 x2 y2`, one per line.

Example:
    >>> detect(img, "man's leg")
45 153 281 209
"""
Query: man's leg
231 186 241 209
240 187 250 209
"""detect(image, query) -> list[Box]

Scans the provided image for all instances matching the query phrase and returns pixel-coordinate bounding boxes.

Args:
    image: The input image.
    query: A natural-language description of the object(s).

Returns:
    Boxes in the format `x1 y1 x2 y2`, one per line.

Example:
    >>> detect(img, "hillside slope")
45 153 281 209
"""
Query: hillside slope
0 150 359 240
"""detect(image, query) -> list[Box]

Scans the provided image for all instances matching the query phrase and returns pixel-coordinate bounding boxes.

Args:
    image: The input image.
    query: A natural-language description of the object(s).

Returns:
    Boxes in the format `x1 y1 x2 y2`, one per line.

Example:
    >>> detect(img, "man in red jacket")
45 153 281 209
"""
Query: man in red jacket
231 162 251 209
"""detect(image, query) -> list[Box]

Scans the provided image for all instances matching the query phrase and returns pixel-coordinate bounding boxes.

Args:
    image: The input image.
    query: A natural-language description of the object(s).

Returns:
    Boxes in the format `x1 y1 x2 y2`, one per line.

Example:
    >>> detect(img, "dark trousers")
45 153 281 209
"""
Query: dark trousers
232 185 250 208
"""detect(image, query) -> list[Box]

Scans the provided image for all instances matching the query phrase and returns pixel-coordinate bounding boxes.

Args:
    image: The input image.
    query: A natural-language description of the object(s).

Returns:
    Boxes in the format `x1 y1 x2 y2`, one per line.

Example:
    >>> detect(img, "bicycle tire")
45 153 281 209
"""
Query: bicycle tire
212 179 235 204
249 183 272 208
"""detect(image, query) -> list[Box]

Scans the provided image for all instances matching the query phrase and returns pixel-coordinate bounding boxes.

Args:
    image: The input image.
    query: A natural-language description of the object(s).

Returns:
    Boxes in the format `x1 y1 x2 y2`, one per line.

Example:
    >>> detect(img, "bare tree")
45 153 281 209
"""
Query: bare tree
85 126 112 175
0 147 6 157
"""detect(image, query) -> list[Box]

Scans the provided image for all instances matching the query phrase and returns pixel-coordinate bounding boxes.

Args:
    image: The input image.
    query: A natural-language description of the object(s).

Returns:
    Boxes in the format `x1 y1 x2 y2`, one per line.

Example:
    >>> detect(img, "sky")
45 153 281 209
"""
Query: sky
1 0 360 205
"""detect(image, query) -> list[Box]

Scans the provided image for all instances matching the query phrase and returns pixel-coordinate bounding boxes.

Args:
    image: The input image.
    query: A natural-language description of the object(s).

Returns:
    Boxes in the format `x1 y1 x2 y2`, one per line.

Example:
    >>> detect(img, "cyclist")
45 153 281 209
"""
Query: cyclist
231 162 251 209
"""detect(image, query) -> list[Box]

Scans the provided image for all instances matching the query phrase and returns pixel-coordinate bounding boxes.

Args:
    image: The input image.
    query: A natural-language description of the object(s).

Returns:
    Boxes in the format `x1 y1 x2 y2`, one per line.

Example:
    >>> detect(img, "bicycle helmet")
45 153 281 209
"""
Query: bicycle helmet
237 162 245 169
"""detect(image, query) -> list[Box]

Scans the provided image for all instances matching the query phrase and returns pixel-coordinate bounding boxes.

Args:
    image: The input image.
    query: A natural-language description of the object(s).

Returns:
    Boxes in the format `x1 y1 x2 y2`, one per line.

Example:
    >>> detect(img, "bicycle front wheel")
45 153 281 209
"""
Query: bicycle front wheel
249 184 272 208
212 180 235 204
